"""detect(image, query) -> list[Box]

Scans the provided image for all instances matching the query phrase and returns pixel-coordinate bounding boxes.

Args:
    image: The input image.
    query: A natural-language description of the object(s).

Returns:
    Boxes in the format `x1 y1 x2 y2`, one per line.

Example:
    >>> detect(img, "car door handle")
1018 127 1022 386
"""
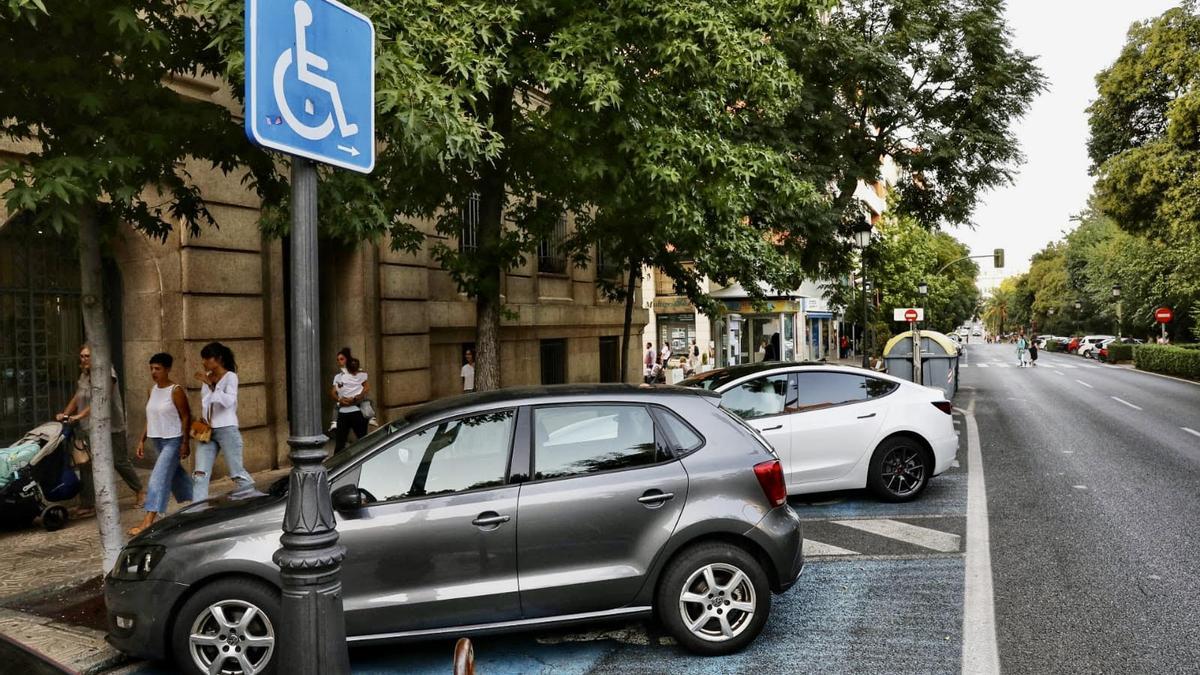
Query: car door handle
857 413 876 419
759 424 783 431
637 490 675 506
471 512 511 527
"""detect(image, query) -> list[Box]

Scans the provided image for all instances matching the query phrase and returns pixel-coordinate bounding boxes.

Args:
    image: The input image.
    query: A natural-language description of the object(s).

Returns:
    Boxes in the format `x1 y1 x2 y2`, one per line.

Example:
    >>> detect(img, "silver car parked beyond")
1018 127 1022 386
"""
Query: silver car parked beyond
105 385 804 674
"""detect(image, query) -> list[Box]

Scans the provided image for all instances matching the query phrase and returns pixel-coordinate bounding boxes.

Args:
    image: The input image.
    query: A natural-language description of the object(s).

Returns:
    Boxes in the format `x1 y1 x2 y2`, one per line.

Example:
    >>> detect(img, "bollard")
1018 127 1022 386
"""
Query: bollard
453 637 475 675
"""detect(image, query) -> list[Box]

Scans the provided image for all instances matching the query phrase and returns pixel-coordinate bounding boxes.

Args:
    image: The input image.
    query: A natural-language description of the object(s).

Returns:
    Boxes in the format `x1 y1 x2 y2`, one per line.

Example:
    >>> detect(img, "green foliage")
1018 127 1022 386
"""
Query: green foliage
0 0 280 239
1088 1 1200 240
1133 344 1200 380
1042 340 1061 352
1104 343 1133 363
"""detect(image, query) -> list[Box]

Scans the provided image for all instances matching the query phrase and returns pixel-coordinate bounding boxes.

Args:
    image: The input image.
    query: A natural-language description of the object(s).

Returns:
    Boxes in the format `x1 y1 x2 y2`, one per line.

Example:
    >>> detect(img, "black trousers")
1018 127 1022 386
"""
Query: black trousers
334 410 369 454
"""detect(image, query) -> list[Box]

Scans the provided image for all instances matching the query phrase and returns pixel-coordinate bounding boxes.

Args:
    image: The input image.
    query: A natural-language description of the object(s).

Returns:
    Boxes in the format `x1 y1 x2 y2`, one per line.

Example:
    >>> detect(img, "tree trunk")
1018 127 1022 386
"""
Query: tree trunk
78 204 124 572
620 260 638 382
473 83 514 392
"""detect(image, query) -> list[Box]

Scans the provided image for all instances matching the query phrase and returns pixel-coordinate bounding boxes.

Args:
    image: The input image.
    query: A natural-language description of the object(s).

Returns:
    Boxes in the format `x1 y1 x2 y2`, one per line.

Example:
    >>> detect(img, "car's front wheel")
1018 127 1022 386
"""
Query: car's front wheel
656 542 771 655
171 578 279 675
868 436 931 502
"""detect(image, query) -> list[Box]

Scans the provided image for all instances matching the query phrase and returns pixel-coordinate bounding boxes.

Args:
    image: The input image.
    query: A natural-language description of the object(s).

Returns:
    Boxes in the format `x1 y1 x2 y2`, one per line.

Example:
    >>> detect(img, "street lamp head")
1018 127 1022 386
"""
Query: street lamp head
853 219 873 248
1112 284 1121 297
917 281 929 296
1074 300 1082 310
1048 307 1055 315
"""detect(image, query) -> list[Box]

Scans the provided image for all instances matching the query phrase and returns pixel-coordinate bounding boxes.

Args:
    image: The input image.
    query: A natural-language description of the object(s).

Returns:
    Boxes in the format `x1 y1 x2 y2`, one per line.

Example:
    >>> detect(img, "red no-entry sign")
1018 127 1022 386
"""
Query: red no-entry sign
1155 307 1173 323
904 308 918 322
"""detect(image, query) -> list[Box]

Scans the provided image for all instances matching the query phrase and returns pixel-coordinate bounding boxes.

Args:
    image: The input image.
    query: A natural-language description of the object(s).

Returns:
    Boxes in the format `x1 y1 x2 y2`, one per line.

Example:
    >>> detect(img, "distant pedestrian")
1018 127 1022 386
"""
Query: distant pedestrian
660 342 672 368
1016 334 1029 367
331 347 370 454
129 353 192 536
643 342 655 383
840 334 849 359
56 344 145 519
1029 339 1038 366
461 348 476 393
193 342 253 500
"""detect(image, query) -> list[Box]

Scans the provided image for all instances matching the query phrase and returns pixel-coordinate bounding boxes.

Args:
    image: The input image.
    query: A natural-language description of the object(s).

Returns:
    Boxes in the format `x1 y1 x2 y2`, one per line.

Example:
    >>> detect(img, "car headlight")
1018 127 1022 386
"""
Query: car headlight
111 545 166 581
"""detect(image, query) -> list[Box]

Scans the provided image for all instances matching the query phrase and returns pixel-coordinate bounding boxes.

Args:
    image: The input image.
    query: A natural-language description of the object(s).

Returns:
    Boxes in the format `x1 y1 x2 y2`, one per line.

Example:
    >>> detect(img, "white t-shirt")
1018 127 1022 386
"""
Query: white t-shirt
334 370 368 413
461 363 475 391
201 371 239 429
660 345 671 364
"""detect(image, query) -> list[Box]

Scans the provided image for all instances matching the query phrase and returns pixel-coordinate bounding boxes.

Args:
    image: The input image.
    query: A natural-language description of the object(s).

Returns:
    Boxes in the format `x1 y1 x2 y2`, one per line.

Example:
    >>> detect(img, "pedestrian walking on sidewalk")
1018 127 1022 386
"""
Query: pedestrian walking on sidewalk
192 342 253 500
461 348 476 393
56 344 145 518
331 347 370 454
129 353 192 536
643 342 655 383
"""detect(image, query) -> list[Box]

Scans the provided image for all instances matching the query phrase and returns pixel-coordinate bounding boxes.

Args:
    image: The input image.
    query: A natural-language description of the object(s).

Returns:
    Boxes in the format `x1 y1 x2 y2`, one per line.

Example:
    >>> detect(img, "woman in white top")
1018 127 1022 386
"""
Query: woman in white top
193 342 254 500
331 347 370 454
129 353 192 536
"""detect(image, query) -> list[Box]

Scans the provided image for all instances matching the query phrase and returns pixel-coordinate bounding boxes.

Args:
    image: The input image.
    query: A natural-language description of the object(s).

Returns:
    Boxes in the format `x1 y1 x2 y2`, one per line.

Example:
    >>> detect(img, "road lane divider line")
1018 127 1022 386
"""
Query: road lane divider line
803 539 860 557
1075 380 1093 389
975 363 988 368
1183 427 1200 439
1110 396 1143 410
1054 371 1065 377
955 401 1000 675
830 518 961 552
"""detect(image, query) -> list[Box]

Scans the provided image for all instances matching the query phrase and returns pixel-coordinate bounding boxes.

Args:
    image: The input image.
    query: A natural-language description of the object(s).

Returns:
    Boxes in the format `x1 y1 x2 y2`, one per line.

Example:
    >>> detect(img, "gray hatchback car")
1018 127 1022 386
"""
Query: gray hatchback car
105 385 803 674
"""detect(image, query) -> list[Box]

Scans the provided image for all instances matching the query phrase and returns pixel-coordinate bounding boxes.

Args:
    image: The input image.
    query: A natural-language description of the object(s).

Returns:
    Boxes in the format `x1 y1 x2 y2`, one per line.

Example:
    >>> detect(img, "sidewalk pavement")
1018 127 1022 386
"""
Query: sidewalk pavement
0 466 290 674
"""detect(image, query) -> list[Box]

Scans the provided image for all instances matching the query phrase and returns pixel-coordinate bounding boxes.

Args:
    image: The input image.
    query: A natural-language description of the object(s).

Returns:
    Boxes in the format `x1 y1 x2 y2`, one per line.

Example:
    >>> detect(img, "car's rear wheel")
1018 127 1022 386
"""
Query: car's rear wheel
868 436 931 502
656 542 770 655
171 578 279 675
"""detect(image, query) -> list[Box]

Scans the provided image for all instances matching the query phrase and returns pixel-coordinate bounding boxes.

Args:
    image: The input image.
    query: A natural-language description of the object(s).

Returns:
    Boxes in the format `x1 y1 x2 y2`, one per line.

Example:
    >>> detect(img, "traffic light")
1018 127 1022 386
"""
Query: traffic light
993 248 1005 268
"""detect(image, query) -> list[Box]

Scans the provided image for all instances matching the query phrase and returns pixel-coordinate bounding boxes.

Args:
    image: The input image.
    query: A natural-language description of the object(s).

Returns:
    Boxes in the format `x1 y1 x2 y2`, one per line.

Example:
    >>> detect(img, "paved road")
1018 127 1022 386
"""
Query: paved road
961 343 1200 673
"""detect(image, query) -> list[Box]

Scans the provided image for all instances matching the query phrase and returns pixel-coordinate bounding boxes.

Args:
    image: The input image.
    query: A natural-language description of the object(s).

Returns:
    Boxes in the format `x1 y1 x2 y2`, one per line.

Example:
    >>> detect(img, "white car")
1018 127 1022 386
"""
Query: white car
682 363 957 502
1078 335 1115 359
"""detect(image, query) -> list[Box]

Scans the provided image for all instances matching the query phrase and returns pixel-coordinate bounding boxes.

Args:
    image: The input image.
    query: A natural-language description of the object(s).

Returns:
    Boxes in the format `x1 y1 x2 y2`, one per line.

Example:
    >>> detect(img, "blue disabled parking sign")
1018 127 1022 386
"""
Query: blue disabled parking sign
246 0 375 173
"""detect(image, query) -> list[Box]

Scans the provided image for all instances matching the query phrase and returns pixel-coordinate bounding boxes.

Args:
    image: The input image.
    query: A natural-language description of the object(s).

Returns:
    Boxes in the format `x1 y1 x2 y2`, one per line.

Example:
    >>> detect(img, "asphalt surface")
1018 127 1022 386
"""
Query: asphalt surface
961 343 1200 673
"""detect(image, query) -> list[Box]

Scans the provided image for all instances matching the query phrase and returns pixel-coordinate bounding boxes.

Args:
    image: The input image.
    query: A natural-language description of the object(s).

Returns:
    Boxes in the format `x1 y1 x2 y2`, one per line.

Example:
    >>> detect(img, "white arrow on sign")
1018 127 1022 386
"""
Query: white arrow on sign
337 144 360 157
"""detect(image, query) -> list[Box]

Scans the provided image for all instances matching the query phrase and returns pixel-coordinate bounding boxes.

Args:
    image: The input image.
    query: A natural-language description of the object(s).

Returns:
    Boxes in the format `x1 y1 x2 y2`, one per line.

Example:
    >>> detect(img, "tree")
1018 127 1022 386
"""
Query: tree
0 0 277 570
1088 1 1200 240
773 0 1045 232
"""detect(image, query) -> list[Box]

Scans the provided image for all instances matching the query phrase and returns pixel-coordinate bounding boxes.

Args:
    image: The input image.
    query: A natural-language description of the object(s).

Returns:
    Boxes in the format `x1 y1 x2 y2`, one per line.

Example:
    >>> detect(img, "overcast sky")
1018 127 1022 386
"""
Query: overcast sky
950 0 1182 287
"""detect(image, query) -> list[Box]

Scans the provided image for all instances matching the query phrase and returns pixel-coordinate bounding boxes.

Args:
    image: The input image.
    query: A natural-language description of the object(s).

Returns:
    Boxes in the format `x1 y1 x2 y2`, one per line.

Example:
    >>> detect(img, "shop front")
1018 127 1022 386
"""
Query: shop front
803 297 836 361
711 292 801 367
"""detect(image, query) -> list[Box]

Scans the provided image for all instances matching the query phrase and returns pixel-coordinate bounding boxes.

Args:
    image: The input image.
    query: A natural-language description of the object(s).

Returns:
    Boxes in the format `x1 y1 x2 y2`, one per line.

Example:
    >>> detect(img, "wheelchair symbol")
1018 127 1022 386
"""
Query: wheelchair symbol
273 0 360 147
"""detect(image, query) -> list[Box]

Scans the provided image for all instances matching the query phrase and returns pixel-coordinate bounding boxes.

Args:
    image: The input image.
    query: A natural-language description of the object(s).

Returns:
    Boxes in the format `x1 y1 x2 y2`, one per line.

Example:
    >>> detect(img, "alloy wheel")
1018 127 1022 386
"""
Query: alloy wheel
881 446 926 497
188 598 275 675
677 562 757 642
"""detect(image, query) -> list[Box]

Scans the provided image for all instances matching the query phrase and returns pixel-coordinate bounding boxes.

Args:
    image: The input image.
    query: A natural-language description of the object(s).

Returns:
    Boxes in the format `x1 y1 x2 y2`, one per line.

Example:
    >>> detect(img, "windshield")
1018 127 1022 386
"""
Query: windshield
322 419 408 474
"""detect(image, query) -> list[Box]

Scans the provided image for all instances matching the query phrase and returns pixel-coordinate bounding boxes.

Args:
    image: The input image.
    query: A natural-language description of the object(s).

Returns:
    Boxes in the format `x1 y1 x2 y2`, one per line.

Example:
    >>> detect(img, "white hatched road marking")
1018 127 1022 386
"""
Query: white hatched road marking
1111 396 1143 410
1075 380 1093 389
803 539 859 557
831 518 961 553
1182 427 1200 439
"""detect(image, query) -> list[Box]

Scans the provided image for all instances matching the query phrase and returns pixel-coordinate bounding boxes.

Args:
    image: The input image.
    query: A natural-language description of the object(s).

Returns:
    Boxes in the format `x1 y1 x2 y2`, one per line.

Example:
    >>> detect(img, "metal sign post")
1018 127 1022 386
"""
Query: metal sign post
245 1 375 672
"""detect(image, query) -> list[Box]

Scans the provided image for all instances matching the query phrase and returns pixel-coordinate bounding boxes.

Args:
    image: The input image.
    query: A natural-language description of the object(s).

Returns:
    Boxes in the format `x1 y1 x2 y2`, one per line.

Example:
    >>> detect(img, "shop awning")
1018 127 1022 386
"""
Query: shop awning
806 311 833 319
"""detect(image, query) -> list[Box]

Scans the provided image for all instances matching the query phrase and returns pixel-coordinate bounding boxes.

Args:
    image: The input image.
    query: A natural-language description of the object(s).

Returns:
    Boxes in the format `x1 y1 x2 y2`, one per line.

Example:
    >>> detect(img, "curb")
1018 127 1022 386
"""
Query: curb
0 607 131 674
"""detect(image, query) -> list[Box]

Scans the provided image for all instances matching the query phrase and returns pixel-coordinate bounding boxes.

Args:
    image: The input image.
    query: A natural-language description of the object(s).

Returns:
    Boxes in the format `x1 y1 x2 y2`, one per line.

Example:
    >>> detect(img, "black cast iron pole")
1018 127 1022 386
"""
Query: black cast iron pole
861 255 870 370
273 158 350 673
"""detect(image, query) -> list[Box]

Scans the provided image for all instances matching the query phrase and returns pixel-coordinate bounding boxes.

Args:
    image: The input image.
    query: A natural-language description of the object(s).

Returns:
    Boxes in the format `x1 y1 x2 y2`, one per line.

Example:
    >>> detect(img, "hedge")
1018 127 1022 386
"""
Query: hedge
1175 343 1200 351
1105 343 1133 363
1043 340 1061 352
1133 344 1200 380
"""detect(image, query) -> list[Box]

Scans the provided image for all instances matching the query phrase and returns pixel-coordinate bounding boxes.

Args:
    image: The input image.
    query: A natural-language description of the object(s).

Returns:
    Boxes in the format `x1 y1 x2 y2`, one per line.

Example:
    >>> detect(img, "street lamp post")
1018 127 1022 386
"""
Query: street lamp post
854 219 874 369
273 159 350 674
1074 300 1083 336
1112 285 1122 337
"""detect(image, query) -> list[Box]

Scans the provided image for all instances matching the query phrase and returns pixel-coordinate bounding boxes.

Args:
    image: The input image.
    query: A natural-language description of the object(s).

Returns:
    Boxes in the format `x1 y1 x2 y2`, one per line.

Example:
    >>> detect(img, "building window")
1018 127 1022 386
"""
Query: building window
657 313 696 359
595 244 621 279
540 338 567 384
459 191 480 254
598 336 620 383
538 212 568 274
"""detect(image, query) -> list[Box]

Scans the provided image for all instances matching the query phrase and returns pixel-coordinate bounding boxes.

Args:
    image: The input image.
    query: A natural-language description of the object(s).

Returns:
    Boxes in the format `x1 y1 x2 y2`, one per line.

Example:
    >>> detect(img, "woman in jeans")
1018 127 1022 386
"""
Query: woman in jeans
193 342 253 500
129 353 192 536
330 347 370 454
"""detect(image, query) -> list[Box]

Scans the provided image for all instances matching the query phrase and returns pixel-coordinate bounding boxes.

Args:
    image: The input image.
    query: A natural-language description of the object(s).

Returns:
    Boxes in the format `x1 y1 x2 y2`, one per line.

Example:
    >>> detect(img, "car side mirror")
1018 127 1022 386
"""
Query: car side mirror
331 484 363 512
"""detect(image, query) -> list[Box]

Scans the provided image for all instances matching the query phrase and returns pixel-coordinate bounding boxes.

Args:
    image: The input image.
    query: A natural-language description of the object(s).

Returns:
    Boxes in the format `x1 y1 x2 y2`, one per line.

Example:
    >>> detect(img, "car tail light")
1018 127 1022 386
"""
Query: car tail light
931 401 953 415
753 460 787 508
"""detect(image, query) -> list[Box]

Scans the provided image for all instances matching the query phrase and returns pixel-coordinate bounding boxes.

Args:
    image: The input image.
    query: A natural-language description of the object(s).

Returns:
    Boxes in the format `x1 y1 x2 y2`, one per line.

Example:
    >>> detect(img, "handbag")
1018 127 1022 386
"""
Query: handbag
359 398 376 422
70 435 91 466
190 397 212 443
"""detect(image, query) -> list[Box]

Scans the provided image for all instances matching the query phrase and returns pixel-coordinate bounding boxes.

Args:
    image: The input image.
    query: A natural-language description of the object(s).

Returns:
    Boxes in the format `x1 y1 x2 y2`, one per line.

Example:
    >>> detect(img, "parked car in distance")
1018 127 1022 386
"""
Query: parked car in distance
681 363 957 502
1078 335 1116 359
1097 337 1143 363
106 385 804 674
1067 336 1082 353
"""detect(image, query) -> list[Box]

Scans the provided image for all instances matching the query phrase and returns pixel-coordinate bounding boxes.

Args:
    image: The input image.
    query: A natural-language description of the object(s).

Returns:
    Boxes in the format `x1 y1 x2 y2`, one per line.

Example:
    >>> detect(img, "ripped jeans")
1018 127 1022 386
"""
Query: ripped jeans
192 425 254 501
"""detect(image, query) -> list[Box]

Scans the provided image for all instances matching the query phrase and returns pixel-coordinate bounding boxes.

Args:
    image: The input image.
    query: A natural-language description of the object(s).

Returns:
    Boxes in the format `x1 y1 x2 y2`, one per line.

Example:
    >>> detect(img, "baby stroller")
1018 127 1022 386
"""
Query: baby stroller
0 421 80 531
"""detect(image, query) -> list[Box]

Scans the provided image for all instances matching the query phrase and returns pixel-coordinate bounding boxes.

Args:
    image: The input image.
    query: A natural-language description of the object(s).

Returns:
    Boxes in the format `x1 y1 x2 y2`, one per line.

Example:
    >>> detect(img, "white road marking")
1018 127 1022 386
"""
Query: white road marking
803 539 859 556
1075 380 1093 389
956 401 999 675
975 363 989 368
993 363 1011 368
1062 451 1074 454
1054 371 1066 377
831 519 961 553
1059 364 1077 369
1111 396 1143 410
1182 427 1200 439
1072 485 1088 490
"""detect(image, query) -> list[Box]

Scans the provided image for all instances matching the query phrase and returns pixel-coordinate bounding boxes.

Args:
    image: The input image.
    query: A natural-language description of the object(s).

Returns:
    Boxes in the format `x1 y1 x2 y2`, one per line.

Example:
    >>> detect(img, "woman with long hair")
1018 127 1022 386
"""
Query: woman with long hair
193 342 253 500
330 347 370 453
129 353 192 535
